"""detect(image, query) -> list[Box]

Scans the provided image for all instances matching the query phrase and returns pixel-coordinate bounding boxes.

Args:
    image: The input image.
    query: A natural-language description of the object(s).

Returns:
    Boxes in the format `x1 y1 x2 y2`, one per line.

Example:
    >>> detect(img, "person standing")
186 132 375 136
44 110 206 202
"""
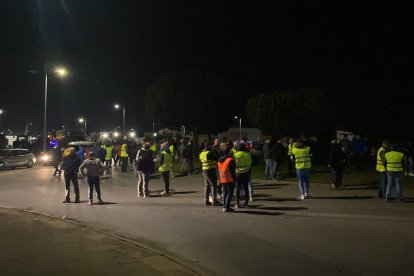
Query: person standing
274 139 286 180
135 143 154 197
120 140 129 172
328 140 347 189
200 144 219 205
384 144 404 202
79 151 105 205
217 151 236 212
234 143 252 208
287 138 296 176
61 147 82 203
52 145 63 176
291 141 312 200
113 142 122 166
102 141 115 175
376 140 390 198
158 142 173 195
263 137 275 180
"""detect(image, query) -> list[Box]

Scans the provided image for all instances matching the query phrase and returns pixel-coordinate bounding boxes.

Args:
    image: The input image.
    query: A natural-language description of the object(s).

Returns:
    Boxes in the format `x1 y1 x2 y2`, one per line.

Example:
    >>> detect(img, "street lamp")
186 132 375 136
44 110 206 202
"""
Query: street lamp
33 66 68 153
0 109 4 130
114 104 125 134
78 118 87 134
234 116 242 141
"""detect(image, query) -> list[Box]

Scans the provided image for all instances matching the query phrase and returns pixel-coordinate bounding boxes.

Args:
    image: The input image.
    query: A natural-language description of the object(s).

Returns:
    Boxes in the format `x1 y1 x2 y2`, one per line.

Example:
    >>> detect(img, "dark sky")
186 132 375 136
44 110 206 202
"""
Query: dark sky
0 1 412 135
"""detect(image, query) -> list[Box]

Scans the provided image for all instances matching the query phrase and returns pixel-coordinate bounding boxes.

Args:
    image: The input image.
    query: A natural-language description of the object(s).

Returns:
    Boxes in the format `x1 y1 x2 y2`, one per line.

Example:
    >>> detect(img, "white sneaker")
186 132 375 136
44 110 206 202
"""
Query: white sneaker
298 195 305 200
409 172 414 176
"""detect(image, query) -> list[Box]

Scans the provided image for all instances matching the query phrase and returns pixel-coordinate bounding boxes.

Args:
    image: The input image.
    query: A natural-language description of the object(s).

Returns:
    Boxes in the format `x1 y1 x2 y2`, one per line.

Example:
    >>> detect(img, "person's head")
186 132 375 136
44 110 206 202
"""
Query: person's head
382 140 391 149
214 138 220 146
289 138 294 144
220 142 228 151
239 143 247 151
88 151 95 158
69 147 76 154
144 142 151 150
265 137 271 144
161 142 169 151
294 141 303 148
205 142 212 151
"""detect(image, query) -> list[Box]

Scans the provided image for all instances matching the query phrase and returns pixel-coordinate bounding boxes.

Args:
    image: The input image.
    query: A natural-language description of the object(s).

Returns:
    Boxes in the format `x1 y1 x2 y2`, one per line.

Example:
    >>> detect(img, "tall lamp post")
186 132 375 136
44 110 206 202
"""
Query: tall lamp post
114 104 125 134
0 109 4 130
78 118 87 135
42 67 68 153
234 116 242 141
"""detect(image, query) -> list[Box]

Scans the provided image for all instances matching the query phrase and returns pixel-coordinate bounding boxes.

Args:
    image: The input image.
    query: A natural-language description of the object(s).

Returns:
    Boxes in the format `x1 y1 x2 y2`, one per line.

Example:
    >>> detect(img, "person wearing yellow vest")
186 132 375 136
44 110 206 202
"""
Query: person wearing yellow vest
287 138 296 176
291 141 312 200
217 150 237 212
384 144 404 202
158 142 173 195
120 141 129 172
102 142 115 175
199 144 220 206
376 140 390 198
234 143 252 208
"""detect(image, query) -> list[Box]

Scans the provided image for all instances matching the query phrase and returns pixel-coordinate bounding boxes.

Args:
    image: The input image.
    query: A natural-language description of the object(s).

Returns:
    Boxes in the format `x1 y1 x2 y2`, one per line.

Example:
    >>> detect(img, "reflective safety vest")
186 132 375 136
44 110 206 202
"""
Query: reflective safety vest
217 157 234 184
159 150 173 172
376 147 386 172
104 145 114 161
231 148 238 155
288 143 293 156
199 151 216 171
121 144 128 157
234 151 252 173
385 151 403 172
291 147 311 169
169 145 174 154
150 144 157 154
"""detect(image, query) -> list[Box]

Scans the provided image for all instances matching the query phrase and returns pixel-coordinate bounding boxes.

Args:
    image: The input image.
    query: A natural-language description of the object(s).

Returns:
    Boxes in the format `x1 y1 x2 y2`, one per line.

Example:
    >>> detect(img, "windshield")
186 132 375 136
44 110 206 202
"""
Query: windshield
0 150 9 157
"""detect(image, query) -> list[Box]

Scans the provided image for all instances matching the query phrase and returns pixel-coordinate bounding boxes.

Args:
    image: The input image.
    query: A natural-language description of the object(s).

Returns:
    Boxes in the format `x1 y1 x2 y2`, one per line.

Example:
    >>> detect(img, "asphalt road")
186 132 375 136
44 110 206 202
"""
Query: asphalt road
1 164 414 275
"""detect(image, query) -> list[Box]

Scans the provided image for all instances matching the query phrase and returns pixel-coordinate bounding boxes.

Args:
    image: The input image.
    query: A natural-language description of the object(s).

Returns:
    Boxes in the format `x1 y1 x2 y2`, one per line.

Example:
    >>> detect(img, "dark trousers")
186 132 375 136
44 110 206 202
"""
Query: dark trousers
64 173 79 200
222 182 235 210
161 171 170 193
87 176 101 199
121 157 128 172
203 169 217 201
236 171 250 206
275 159 283 178
331 167 344 188
288 156 295 175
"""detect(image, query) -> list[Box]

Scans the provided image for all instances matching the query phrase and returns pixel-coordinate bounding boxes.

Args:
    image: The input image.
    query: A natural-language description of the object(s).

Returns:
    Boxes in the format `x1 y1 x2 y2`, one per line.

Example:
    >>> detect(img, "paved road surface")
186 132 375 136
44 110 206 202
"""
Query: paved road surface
1 165 414 275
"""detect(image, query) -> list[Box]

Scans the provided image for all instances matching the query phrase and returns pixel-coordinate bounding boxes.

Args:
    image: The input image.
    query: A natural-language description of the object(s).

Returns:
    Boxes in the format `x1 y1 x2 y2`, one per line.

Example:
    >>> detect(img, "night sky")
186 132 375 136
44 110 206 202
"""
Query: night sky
0 1 412 136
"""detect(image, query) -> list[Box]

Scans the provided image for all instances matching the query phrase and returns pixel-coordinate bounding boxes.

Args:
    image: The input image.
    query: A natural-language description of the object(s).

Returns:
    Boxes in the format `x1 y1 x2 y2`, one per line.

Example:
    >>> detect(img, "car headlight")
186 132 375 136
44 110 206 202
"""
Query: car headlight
41 155 50 161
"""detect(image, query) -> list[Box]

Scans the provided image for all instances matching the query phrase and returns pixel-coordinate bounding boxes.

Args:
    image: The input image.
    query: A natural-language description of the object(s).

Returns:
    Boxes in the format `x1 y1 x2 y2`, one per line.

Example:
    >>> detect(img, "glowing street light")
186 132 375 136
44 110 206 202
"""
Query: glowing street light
114 104 125 134
78 118 87 134
113 132 119 138
234 115 242 141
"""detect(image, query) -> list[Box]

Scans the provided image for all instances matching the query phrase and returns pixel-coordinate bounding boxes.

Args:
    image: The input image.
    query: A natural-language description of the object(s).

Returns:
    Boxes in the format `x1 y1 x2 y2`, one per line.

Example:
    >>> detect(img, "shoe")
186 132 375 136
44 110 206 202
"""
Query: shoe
73 199 80 204
249 196 254 202
234 204 241 209
161 191 170 196
224 208 235 212
88 199 93 205
331 183 336 189
97 199 104 205
138 193 144 198
298 195 305 200
222 208 226 212
143 194 149 198
304 194 311 199
213 201 222 206
62 198 71 203
205 201 212 206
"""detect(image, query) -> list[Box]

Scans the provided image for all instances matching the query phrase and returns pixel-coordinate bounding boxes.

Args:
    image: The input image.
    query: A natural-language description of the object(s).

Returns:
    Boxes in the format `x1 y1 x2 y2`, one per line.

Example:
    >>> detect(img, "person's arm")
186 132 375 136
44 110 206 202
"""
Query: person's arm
79 160 86 175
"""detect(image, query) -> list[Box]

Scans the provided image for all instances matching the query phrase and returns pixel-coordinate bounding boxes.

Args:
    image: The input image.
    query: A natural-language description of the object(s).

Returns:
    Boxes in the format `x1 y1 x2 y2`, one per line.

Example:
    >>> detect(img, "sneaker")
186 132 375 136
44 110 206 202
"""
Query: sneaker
73 199 80 204
160 191 170 196
331 183 336 189
143 194 149 198
97 199 104 205
249 196 254 202
225 208 235 212
88 199 93 205
298 195 305 200
234 204 241 209
137 193 144 198
213 201 222 206
205 201 212 206
61 198 71 203
304 194 311 199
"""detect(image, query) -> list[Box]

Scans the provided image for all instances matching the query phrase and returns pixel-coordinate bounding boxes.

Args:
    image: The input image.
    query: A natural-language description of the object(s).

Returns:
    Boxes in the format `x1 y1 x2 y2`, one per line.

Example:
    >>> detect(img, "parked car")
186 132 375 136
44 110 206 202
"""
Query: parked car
0 148 36 170
39 150 55 166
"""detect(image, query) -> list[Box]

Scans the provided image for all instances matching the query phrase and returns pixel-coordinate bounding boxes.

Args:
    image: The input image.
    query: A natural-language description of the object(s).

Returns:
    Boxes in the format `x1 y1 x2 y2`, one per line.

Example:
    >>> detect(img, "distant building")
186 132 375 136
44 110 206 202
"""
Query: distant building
218 128 262 142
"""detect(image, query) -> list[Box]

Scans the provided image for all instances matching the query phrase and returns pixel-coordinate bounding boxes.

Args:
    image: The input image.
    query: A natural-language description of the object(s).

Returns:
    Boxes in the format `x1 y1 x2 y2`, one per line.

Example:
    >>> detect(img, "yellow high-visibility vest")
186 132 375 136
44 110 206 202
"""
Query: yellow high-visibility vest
292 147 311 169
159 150 173 172
385 151 403 172
121 144 128 157
376 147 386 172
199 151 216 171
234 151 252 173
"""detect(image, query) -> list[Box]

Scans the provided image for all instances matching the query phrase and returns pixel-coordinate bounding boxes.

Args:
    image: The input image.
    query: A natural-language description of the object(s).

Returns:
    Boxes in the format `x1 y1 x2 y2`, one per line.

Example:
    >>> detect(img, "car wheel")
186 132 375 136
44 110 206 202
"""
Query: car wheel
26 159 34 168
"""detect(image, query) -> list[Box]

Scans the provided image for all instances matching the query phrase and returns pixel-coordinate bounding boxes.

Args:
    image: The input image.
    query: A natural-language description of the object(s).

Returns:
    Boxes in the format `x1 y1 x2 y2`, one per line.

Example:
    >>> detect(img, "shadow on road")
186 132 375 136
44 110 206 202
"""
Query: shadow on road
257 206 308 211
173 191 198 195
260 197 301 202
235 210 284 216
310 196 374 200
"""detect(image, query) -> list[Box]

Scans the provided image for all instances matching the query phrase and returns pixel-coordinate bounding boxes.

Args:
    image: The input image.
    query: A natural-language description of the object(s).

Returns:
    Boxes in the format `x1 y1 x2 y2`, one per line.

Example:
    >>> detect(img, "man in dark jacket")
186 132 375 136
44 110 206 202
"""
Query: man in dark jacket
274 139 286 180
61 147 82 203
135 142 154 197
262 137 275 180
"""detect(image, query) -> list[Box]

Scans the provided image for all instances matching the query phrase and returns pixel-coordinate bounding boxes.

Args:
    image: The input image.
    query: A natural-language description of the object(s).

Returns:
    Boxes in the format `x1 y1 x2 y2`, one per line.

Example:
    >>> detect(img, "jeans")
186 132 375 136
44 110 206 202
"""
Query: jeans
265 159 275 179
296 168 310 195
222 182 235 210
137 171 150 196
379 171 388 197
331 167 344 188
203 169 217 201
105 159 112 174
161 171 170 193
274 159 283 178
87 176 101 199
236 171 250 206
386 171 403 200
64 173 79 200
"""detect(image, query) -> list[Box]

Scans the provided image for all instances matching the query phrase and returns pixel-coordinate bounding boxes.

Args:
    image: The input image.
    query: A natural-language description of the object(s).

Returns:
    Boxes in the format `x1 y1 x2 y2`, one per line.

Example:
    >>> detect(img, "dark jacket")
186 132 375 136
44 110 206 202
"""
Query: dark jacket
262 143 274 159
135 148 154 172
62 153 82 175
329 143 347 170
274 142 286 161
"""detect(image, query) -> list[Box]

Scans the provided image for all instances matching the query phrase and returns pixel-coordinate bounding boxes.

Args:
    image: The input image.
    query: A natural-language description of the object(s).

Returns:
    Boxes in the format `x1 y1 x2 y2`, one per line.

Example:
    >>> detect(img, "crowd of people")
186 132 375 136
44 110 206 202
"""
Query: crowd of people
51 134 410 208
